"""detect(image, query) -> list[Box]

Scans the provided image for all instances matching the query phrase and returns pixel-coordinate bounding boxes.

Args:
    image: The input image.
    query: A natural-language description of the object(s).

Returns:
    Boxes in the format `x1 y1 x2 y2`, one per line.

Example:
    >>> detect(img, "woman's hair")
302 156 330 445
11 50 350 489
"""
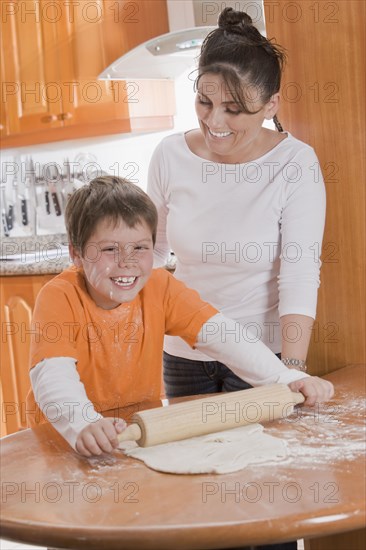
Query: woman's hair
65 176 158 255
196 7 286 130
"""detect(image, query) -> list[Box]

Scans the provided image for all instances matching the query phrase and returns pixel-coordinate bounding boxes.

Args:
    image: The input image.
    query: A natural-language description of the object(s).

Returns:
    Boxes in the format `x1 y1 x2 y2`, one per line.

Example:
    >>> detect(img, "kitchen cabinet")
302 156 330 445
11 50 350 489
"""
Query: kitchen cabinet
0 0 175 148
0 273 54 435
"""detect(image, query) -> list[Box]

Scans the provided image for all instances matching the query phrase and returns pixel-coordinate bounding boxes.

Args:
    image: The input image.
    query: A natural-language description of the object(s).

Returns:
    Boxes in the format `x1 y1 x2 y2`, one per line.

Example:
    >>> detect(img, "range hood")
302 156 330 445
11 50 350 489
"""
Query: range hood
99 0 265 81
98 26 215 81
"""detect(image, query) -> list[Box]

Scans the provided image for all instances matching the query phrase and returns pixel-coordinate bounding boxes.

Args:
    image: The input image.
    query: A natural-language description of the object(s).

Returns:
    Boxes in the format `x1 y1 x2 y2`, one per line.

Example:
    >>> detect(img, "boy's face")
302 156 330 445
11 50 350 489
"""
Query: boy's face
71 218 154 309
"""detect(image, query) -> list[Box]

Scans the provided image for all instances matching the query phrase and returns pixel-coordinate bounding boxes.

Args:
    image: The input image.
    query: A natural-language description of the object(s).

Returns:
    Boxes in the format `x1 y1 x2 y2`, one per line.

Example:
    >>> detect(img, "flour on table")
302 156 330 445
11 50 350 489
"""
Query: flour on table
119 424 288 474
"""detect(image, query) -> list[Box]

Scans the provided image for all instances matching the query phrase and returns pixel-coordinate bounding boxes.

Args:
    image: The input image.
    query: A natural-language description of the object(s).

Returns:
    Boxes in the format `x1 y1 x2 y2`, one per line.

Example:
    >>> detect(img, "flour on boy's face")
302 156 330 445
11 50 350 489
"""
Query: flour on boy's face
71 218 154 309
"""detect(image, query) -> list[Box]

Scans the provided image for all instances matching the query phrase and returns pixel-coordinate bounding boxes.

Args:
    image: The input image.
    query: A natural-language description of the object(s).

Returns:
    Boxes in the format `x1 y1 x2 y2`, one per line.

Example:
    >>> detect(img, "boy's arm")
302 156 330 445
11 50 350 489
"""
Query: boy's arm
195 313 333 405
30 358 103 449
31 358 127 456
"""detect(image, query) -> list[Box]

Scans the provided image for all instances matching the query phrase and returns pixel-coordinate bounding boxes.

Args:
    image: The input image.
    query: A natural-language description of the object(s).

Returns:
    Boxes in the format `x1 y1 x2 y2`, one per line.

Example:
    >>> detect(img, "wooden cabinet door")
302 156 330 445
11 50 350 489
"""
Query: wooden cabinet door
0 0 132 138
0 24 9 139
59 1 172 129
0 0 64 135
0 274 54 435
58 0 131 127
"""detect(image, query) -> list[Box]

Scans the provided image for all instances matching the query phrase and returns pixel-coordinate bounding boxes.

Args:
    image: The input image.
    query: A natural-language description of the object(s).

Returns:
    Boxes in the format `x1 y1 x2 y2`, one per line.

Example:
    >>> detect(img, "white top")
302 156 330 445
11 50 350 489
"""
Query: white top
148 131 326 360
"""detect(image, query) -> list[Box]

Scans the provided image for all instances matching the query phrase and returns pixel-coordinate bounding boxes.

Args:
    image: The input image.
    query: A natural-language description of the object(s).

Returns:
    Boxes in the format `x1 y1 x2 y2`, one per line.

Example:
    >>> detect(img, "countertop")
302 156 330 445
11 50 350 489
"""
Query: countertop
0 234 71 276
1 236 176 276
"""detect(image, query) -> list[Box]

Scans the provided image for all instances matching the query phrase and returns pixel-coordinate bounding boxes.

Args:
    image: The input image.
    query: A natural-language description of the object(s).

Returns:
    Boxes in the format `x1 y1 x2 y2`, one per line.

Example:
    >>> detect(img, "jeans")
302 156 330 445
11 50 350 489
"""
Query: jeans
163 352 297 550
163 351 281 397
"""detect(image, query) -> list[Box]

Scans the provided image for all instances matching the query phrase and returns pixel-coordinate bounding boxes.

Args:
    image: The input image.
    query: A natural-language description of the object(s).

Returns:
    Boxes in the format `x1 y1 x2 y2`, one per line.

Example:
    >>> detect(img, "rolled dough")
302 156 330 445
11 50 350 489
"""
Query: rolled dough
119 424 287 474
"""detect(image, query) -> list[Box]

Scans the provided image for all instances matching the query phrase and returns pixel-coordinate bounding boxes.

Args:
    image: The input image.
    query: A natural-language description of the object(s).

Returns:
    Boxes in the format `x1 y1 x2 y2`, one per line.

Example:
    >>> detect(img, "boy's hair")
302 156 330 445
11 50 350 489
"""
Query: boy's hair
65 176 158 255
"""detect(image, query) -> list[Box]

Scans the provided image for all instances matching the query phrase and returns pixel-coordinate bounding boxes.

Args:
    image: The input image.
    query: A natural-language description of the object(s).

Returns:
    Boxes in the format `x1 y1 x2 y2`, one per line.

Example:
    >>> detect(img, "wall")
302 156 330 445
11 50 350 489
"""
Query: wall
264 0 365 374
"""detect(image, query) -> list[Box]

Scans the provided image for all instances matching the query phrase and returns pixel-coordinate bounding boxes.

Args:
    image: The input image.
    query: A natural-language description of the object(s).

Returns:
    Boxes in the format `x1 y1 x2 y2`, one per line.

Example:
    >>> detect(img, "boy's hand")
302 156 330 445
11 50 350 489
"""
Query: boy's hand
288 376 334 407
76 417 127 457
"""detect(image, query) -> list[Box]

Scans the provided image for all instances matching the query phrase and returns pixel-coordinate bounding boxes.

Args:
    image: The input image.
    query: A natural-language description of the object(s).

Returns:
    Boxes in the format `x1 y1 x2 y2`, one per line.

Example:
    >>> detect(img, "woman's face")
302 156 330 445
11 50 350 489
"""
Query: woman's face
195 73 278 163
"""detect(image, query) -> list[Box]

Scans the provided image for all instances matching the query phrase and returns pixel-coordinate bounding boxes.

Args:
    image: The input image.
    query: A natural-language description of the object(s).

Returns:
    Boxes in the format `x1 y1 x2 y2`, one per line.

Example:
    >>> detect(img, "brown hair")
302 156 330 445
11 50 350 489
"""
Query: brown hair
196 7 286 130
65 176 157 255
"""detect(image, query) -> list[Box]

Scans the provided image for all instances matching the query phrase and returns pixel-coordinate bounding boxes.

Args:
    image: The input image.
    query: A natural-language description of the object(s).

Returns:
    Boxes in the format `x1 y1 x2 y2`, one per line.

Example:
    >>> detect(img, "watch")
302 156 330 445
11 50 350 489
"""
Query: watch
281 357 307 372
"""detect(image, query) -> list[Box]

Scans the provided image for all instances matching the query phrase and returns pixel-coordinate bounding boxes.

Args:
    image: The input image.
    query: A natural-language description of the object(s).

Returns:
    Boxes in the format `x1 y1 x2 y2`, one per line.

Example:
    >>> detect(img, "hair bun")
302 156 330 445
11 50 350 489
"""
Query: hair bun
218 7 253 34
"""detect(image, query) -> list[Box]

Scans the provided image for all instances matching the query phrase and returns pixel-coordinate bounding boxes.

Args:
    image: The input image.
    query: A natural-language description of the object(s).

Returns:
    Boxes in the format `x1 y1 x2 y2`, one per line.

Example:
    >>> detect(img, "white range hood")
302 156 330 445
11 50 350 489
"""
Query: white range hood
98 0 265 81
98 26 215 81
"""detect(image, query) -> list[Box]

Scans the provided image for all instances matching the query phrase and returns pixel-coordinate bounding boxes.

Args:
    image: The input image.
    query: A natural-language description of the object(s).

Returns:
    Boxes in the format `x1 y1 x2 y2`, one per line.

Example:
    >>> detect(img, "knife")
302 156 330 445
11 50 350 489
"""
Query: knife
45 163 62 216
26 156 39 230
44 190 50 214
51 187 62 216
1 210 9 236
16 158 29 226
8 176 17 228
20 191 28 226
6 203 14 230
28 156 38 207
1 187 10 236
63 157 75 204
2 183 13 231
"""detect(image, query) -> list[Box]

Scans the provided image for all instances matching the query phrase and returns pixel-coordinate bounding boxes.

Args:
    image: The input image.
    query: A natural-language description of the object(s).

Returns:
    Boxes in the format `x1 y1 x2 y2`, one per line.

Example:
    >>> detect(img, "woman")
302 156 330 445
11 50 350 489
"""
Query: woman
149 6 325 396
148 8 325 549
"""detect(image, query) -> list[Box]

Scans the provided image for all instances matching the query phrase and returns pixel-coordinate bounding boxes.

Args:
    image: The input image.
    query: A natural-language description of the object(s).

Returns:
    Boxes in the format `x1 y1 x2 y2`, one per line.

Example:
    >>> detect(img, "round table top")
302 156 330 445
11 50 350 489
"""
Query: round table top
1 365 365 549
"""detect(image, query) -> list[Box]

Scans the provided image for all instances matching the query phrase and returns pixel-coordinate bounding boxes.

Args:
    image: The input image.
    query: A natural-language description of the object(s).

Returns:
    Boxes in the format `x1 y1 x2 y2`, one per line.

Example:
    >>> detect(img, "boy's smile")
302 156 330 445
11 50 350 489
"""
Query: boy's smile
70 218 154 309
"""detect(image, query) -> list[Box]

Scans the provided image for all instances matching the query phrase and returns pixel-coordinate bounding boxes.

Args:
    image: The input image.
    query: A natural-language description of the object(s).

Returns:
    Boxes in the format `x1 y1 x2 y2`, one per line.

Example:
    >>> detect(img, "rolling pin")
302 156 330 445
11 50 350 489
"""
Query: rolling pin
117 384 305 447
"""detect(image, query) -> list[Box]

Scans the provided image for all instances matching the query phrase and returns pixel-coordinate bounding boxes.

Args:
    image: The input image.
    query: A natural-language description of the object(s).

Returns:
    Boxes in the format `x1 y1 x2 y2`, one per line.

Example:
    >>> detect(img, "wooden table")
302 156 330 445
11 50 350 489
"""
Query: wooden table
1 365 365 550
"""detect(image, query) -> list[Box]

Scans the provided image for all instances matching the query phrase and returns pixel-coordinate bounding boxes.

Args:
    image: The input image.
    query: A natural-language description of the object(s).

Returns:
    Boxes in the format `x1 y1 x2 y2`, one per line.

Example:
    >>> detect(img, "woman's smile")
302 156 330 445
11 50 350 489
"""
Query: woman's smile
207 127 233 139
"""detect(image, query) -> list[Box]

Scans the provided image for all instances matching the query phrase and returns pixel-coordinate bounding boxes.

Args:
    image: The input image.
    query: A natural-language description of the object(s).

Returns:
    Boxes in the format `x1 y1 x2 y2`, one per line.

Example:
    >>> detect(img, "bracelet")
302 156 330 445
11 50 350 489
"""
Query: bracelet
281 357 307 372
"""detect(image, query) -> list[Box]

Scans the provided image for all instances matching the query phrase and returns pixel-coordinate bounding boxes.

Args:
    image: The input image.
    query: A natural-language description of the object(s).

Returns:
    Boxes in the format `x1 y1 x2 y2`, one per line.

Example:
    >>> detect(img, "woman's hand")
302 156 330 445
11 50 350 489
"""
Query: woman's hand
76 417 127 457
288 377 334 407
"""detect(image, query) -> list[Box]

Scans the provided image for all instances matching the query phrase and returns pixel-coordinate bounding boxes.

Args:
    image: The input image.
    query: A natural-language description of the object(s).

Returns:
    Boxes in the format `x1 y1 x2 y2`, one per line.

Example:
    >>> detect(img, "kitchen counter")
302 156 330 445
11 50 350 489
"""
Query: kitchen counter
0 234 71 276
1 236 176 276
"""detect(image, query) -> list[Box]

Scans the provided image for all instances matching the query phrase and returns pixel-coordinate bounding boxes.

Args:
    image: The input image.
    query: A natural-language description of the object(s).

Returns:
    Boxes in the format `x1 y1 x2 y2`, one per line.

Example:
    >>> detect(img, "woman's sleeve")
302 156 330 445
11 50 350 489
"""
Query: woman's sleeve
147 141 171 267
278 147 326 318
196 314 309 386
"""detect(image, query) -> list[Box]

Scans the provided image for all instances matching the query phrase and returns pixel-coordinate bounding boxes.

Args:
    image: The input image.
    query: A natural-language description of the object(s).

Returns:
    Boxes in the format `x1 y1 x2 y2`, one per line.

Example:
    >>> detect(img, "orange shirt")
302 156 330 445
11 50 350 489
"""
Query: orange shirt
26 266 217 427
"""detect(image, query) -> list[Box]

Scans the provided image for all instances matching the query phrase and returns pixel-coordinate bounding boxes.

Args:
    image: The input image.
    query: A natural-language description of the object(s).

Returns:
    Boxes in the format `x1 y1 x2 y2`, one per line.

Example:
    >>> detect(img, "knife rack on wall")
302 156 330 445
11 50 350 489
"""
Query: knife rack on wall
1 156 106 238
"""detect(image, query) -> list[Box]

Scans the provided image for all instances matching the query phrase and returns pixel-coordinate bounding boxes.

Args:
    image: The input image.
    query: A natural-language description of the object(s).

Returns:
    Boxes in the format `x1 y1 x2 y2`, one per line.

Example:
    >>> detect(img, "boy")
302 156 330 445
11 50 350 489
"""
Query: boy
26 177 333 457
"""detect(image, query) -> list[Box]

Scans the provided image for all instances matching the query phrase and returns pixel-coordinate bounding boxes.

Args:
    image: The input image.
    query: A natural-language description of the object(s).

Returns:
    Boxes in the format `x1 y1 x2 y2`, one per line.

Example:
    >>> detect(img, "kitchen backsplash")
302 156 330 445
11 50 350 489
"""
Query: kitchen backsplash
0 132 171 239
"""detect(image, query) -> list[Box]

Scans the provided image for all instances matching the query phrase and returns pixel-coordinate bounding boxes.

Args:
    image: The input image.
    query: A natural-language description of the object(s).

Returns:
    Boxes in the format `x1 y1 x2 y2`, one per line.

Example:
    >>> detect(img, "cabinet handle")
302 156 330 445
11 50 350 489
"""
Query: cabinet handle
57 112 73 121
41 115 58 123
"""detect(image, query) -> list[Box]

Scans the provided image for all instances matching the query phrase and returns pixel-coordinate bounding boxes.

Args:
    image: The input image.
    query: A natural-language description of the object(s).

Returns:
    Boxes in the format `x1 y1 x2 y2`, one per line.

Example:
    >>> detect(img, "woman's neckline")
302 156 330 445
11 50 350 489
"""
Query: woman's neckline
182 128 290 165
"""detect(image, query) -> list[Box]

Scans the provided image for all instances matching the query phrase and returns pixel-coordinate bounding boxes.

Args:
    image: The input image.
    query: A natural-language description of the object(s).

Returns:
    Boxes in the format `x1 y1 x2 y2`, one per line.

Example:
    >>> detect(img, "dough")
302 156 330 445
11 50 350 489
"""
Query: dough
119 424 287 474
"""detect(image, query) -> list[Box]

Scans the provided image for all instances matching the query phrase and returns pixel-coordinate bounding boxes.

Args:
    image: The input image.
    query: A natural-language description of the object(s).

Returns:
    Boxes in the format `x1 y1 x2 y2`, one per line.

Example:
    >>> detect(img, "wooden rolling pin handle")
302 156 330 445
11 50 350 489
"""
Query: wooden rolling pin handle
292 391 306 405
117 423 142 443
